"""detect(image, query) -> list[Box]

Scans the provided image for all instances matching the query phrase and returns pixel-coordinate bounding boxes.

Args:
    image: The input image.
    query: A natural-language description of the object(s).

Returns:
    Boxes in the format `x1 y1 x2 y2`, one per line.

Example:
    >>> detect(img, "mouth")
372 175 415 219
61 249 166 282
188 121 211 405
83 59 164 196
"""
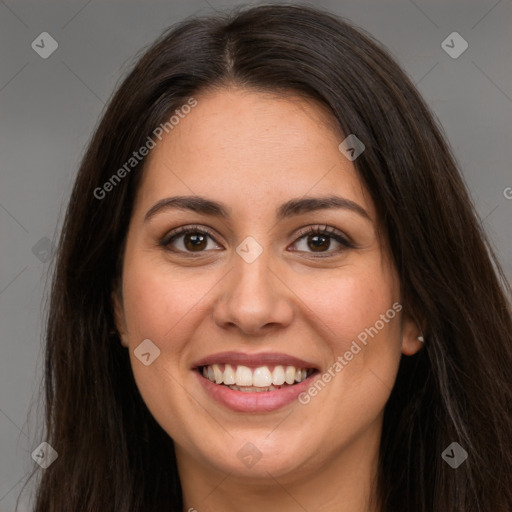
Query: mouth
193 352 320 412
198 363 316 392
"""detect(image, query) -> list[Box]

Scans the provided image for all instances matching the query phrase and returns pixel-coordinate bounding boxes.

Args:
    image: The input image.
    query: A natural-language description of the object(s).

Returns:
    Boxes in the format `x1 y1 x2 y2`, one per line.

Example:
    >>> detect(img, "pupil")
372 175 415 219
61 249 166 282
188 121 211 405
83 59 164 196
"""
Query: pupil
186 233 206 251
309 235 329 252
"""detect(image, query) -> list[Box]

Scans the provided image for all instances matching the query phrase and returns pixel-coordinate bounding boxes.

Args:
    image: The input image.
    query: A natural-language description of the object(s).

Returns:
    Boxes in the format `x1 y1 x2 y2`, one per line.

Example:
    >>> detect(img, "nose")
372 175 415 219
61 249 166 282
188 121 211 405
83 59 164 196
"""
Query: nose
212 248 294 336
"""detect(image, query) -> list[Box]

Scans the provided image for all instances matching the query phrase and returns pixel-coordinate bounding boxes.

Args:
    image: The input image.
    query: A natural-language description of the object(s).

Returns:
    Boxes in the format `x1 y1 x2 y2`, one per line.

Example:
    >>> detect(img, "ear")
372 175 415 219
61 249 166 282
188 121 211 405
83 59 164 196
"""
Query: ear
111 286 129 348
401 310 425 356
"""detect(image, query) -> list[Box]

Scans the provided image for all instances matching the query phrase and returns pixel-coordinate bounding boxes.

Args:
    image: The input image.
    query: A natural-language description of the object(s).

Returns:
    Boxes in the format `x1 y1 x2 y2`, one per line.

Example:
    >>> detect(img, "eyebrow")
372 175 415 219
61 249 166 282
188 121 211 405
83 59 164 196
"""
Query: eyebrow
144 195 371 223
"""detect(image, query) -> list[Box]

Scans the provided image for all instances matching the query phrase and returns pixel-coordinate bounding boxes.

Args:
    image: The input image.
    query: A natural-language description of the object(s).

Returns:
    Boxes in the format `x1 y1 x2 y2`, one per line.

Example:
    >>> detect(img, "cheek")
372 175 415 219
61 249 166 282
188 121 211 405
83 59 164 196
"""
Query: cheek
120 253 204 437
296 265 402 408
298 266 400 350
121 256 210 343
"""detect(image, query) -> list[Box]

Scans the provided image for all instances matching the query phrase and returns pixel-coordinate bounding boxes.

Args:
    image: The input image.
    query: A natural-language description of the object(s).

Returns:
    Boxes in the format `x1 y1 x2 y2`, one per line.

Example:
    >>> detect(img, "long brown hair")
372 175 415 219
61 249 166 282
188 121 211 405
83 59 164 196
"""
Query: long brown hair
23 4 512 511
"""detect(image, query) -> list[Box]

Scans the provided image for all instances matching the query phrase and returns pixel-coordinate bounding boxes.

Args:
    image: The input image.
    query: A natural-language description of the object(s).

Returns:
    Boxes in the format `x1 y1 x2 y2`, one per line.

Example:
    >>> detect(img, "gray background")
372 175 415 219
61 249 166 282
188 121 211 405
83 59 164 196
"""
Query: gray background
1 0 511 510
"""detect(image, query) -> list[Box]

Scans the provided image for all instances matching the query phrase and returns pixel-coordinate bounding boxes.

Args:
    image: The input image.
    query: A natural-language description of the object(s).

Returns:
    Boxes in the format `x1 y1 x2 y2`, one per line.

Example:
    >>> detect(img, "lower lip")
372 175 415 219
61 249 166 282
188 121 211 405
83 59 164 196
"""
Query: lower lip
196 370 318 412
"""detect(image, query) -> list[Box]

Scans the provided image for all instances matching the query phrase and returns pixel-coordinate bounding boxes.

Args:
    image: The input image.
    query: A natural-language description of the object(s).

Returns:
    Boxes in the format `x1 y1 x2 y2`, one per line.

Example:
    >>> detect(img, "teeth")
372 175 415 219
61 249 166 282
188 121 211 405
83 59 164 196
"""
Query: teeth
213 364 223 384
202 364 311 387
223 364 236 385
228 384 281 392
253 367 273 387
235 365 253 386
285 366 295 385
272 365 285 385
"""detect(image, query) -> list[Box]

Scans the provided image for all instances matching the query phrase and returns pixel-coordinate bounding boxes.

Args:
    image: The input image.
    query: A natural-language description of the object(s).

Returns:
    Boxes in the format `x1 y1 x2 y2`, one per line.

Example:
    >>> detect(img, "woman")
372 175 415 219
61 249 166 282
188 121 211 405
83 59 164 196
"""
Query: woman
27 4 512 511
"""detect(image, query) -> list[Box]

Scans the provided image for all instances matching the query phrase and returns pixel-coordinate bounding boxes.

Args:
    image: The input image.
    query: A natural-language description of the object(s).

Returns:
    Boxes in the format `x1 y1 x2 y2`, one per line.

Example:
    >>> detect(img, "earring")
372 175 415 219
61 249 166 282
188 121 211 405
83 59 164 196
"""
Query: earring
417 335 424 342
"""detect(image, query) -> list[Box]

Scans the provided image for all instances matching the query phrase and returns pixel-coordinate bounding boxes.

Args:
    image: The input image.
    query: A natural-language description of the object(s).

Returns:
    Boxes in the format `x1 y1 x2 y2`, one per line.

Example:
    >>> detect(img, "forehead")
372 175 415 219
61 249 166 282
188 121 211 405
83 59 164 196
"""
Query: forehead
135 87 375 222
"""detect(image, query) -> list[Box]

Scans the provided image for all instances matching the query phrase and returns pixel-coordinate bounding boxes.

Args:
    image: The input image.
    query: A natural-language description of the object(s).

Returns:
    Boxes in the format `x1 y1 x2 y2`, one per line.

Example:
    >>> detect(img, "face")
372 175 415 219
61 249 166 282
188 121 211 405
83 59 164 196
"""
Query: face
113 87 422 486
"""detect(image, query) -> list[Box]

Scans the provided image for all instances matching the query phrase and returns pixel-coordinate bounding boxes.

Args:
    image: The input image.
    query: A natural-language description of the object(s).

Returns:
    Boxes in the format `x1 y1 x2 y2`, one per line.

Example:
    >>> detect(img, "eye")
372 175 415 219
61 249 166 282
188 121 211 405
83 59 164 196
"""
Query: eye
159 225 221 254
290 225 353 256
159 224 353 257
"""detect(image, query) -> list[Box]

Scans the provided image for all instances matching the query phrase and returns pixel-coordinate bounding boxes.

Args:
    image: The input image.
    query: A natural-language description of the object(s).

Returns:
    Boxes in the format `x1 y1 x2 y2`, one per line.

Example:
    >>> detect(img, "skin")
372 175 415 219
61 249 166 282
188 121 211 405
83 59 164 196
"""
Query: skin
113 87 423 512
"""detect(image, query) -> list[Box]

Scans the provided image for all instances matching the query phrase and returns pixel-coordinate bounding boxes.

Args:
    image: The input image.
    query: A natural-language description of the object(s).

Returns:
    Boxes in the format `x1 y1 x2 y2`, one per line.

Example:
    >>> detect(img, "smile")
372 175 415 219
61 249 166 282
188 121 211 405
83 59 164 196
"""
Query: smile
193 352 320 412
200 364 314 391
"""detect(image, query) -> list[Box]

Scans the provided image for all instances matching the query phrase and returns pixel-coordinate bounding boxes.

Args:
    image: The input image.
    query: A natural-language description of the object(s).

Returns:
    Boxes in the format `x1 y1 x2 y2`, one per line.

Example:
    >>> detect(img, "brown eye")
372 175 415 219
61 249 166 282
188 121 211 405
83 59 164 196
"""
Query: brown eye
160 226 221 254
308 234 332 252
291 226 353 255
182 232 208 251
160 224 353 257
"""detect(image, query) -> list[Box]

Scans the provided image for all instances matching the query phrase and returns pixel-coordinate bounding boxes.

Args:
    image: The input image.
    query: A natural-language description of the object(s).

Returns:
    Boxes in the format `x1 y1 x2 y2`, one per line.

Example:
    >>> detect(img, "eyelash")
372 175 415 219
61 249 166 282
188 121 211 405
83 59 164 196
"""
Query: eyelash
159 224 354 257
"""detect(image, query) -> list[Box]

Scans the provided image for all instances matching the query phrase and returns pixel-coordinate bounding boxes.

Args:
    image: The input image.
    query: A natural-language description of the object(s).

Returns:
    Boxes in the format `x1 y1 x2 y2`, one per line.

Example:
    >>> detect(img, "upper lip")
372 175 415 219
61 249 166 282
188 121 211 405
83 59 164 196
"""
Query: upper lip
192 351 318 370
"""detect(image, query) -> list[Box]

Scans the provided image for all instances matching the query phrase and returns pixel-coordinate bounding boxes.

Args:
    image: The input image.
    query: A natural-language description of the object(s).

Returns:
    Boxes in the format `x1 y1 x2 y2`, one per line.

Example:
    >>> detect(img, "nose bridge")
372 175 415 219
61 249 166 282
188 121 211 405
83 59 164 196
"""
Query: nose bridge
234 241 272 294
212 236 293 333
231 239 277 313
